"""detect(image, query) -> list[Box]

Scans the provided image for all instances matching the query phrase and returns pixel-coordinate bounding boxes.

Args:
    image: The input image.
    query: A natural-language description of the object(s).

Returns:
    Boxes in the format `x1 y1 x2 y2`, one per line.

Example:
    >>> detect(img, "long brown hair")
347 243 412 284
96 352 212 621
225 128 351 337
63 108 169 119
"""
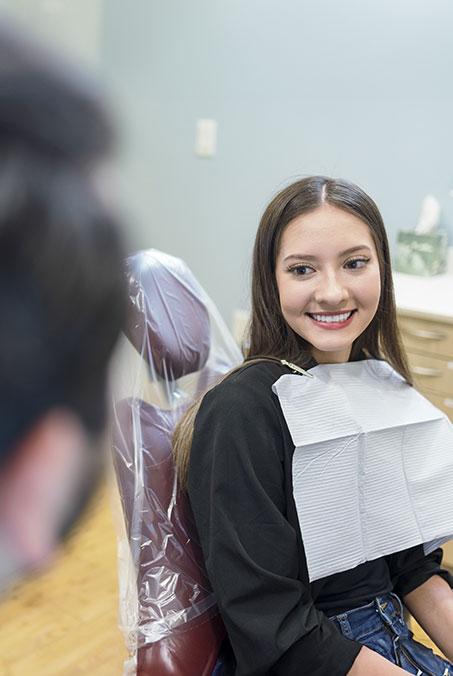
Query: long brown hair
174 176 412 486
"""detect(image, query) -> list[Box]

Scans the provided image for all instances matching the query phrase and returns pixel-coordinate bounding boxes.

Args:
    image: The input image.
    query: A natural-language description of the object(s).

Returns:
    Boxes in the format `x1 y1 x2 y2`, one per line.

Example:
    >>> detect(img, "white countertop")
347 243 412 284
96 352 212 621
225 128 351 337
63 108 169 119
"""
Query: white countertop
393 272 453 323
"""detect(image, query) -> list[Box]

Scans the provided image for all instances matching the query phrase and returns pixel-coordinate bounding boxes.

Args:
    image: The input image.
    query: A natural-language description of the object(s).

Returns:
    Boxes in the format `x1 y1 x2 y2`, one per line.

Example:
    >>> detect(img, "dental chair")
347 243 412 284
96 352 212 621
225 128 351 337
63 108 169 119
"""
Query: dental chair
111 249 241 675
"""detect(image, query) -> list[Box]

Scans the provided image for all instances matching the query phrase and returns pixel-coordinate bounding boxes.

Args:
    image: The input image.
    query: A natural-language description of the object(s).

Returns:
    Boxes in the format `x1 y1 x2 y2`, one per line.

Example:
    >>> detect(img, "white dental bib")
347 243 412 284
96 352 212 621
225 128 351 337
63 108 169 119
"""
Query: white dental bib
272 359 453 582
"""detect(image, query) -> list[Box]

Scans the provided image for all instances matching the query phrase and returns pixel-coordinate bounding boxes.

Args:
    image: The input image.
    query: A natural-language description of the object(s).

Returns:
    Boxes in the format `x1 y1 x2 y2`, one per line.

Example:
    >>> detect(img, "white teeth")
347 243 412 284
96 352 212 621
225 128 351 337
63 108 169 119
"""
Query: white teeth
310 311 353 323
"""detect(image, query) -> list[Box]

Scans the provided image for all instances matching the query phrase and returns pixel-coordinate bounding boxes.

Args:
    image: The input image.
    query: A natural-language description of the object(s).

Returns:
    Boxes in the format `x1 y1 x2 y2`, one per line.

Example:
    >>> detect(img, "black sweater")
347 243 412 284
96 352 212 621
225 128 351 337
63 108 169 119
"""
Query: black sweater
188 361 453 676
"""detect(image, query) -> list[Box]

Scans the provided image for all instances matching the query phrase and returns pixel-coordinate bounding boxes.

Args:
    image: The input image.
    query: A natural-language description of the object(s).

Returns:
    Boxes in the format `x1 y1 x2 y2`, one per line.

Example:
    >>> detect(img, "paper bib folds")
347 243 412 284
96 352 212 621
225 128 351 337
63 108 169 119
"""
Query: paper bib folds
272 359 453 582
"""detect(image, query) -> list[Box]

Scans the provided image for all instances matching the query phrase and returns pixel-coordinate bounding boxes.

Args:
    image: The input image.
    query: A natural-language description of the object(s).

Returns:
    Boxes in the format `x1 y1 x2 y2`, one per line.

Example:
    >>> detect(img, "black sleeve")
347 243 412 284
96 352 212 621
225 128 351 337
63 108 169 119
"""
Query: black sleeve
387 545 453 599
188 374 362 676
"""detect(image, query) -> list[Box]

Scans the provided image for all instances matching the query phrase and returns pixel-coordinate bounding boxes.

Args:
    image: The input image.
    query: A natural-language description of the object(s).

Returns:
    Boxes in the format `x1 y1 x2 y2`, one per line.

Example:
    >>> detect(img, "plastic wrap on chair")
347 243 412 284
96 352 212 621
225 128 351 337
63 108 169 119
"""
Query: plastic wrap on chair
111 249 242 675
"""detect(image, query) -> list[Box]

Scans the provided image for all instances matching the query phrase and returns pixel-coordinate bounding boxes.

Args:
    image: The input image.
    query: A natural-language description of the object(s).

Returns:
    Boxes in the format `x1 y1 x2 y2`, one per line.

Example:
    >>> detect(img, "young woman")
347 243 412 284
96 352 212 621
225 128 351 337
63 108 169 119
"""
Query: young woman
173 176 453 675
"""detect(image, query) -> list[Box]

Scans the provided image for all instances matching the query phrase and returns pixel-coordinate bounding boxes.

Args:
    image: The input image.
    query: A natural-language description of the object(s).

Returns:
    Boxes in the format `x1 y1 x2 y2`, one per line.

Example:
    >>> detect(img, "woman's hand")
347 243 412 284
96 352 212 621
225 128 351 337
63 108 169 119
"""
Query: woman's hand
347 646 408 674
404 573 453 662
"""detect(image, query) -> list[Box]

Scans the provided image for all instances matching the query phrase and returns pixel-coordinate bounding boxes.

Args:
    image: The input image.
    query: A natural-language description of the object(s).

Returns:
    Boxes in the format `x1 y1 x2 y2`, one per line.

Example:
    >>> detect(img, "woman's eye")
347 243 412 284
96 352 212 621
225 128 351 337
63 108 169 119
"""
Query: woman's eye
288 264 315 276
345 257 370 270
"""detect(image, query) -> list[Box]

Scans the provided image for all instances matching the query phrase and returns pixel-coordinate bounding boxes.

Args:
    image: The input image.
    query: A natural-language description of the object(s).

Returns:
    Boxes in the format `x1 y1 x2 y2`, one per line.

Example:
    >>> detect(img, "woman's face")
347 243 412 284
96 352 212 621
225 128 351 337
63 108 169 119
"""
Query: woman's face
275 204 381 364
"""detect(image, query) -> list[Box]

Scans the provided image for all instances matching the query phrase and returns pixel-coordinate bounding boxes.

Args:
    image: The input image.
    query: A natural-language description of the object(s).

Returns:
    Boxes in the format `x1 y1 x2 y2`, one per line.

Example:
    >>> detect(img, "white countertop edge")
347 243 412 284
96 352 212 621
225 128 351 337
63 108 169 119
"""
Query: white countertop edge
393 271 453 323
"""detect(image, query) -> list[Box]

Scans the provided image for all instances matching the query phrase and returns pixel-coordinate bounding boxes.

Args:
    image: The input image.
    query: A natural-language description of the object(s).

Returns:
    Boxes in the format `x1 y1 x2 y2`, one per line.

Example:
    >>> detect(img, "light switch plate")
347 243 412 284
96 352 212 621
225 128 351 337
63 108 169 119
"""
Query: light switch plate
195 119 217 158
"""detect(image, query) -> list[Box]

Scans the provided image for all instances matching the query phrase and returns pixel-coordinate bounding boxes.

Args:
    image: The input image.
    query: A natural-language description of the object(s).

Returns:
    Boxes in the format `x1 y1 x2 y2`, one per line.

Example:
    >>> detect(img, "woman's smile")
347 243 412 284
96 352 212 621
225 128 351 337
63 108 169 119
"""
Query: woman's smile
305 308 357 329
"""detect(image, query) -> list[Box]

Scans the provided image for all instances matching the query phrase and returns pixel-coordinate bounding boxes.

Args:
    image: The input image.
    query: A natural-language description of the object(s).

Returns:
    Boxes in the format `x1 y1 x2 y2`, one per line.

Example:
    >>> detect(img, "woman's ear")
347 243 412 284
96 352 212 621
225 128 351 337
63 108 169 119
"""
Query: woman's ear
0 409 87 570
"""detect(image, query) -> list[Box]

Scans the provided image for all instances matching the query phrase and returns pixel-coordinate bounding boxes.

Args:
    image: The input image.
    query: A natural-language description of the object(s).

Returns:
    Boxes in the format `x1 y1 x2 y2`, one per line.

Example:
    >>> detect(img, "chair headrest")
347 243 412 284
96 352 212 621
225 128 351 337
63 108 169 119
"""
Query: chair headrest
124 249 210 380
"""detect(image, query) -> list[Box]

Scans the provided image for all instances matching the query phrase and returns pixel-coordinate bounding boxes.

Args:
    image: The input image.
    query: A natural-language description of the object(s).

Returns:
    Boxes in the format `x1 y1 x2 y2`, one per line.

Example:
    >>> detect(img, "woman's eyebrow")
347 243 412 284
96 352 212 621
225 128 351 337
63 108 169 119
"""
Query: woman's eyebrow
283 245 372 263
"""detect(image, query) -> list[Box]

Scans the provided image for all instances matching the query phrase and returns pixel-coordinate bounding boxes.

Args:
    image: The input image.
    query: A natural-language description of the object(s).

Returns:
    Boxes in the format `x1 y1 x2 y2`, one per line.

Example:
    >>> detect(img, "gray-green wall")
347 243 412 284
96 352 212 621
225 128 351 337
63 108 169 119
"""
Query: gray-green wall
2 1 452 324
102 1 453 323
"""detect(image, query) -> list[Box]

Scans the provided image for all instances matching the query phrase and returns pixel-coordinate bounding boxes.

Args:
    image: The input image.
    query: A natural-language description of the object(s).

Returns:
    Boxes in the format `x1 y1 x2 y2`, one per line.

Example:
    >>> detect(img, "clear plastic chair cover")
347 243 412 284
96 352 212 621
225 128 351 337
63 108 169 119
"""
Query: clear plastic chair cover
111 249 242 675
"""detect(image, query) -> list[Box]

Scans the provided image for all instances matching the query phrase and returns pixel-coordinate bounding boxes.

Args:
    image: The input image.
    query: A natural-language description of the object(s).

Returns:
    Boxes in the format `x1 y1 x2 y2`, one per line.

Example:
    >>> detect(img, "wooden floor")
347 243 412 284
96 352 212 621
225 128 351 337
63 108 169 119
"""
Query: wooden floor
0 482 128 676
0 480 445 675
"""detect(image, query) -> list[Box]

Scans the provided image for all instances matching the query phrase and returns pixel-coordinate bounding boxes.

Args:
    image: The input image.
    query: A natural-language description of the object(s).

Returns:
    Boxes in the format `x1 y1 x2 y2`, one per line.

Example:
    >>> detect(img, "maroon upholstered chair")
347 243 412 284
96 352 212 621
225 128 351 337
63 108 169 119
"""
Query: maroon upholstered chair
112 249 241 675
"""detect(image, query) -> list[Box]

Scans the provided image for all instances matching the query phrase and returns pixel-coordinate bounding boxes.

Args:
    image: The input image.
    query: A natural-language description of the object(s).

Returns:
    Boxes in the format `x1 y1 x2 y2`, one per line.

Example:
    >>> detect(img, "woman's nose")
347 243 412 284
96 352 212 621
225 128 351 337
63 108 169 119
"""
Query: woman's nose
313 272 349 307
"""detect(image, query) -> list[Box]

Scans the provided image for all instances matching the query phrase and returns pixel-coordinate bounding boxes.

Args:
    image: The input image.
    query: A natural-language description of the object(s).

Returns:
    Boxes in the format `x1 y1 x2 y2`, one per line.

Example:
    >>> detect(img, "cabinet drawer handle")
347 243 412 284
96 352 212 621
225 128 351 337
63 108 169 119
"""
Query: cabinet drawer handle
402 327 447 341
410 366 443 377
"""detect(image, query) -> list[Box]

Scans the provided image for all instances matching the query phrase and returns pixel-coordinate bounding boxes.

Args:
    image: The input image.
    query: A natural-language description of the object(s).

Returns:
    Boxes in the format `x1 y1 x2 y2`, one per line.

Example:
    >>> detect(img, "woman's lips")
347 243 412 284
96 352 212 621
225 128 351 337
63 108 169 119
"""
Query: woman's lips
306 309 357 330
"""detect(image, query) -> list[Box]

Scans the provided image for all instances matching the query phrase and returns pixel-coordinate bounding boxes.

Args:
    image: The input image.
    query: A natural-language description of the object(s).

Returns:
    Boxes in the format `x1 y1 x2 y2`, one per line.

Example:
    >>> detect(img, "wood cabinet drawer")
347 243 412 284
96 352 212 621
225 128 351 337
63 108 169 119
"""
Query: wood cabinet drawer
398 315 453 358
406 351 453 395
442 540 453 568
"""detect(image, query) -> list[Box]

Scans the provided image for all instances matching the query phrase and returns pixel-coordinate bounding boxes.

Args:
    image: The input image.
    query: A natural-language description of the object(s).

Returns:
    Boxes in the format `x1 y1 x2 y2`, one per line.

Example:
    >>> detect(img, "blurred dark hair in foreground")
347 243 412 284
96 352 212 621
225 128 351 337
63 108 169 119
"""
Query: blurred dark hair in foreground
0 17 126 462
0 16 126 590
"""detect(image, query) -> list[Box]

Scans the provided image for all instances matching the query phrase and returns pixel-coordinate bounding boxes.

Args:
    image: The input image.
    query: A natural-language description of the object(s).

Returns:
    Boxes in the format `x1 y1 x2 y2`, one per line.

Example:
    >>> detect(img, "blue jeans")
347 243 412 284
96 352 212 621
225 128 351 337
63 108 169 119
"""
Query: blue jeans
328 592 452 675
212 592 453 675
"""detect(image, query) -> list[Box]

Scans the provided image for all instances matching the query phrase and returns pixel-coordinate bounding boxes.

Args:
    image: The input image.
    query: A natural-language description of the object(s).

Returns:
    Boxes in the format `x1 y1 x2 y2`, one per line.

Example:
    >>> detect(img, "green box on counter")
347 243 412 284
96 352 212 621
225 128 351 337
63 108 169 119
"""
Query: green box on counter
395 229 448 276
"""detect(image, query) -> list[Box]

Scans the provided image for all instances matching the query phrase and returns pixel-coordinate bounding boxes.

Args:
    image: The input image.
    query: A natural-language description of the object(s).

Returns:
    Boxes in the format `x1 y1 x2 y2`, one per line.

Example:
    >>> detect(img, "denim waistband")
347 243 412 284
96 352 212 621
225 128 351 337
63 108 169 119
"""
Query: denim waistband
327 592 452 676
327 592 406 641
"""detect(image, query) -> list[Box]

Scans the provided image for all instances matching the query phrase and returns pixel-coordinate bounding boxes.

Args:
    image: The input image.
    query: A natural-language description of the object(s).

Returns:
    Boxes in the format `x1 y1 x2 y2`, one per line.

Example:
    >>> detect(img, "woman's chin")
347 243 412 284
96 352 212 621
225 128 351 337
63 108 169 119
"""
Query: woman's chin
309 342 353 364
